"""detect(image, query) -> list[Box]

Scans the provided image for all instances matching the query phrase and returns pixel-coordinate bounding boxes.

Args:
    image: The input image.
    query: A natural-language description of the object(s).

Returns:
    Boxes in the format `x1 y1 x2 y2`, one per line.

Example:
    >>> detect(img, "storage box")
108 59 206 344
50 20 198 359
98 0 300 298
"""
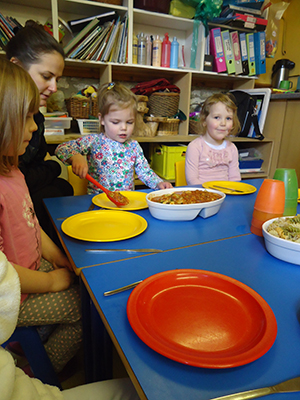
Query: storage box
44 117 72 130
77 119 100 135
150 144 187 180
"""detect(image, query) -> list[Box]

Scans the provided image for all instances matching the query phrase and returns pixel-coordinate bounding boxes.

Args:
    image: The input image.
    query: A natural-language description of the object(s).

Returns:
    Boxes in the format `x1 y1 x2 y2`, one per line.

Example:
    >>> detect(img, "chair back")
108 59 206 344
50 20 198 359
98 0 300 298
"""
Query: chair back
2 326 61 388
175 160 187 186
67 165 88 195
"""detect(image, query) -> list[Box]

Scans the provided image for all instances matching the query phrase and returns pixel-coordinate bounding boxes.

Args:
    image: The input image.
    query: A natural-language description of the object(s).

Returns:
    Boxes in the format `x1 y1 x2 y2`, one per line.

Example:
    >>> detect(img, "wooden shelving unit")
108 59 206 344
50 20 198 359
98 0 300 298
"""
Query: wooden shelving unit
1 0 274 180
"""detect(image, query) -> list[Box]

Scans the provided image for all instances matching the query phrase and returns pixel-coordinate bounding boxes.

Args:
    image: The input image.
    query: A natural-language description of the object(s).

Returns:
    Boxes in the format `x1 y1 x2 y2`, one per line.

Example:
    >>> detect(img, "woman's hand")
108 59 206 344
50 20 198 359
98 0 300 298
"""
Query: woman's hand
158 181 173 189
69 154 88 179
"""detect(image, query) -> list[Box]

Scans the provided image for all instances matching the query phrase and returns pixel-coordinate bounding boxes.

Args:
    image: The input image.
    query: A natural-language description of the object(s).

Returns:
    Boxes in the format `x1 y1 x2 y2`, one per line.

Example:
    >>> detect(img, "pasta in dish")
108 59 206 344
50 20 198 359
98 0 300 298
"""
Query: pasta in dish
267 215 300 243
150 190 222 205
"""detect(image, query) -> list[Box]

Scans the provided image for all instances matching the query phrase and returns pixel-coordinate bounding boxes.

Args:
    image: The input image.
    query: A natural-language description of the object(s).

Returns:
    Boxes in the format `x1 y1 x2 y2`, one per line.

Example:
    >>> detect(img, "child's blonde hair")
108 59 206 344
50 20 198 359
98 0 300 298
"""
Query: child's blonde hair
197 92 240 137
0 58 40 175
98 82 137 133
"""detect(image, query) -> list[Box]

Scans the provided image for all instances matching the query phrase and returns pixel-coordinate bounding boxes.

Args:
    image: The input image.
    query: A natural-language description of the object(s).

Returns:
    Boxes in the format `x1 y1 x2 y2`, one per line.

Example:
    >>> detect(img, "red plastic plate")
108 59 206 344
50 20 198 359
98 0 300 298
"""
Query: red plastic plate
127 269 277 368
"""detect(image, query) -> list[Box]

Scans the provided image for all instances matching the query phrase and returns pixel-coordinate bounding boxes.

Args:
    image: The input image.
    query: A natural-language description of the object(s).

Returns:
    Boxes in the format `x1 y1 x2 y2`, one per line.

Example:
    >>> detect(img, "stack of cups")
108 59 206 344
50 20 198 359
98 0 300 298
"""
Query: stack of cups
273 168 298 216
251 179 285 237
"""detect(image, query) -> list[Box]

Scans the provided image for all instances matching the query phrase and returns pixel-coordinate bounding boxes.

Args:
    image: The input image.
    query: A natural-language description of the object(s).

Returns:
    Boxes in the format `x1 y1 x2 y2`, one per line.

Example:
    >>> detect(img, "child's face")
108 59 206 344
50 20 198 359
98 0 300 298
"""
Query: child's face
203 102 233 146
100 106 135 143
19 113 37 155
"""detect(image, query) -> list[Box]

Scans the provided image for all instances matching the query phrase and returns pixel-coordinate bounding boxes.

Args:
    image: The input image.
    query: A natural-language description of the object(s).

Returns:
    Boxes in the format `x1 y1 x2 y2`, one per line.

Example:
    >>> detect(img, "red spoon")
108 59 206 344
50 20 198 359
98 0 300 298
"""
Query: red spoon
85 173 129 207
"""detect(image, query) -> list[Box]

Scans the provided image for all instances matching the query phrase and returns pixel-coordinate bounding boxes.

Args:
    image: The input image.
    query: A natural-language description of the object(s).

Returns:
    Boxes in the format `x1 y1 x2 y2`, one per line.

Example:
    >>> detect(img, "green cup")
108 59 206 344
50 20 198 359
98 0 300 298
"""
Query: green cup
273 168 298 216
279 80 293 90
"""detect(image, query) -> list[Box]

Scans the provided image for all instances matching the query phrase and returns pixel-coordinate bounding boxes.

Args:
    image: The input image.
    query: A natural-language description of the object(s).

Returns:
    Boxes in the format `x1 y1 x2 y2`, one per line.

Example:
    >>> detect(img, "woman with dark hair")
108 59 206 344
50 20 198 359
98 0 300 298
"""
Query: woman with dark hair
6 20 73 245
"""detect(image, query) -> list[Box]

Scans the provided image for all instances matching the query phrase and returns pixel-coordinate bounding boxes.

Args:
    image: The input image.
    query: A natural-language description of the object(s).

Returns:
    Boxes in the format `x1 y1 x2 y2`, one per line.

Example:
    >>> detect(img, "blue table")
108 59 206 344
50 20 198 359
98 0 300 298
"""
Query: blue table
81 233 300 400
44 179 261 273
44 178 300 399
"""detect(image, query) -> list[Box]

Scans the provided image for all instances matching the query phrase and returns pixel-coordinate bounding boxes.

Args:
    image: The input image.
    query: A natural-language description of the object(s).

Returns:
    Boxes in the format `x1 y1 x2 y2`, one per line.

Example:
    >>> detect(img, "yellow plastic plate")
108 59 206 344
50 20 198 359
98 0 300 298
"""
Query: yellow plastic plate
202 181 257 195
298 188 300 203
61 210 147 242
92 191 148 210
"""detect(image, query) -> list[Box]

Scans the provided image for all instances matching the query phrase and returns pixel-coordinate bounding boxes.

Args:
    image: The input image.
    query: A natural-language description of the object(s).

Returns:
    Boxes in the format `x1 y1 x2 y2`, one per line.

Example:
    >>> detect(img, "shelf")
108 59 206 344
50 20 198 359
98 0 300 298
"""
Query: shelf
3 0 276 180
133 9 193 31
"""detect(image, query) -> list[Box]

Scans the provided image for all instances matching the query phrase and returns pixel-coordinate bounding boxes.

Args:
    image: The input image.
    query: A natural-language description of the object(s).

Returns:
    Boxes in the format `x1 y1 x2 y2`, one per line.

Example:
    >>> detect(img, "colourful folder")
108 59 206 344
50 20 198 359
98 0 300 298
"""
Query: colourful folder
210 27 227 73
254 31 266 75
246 33 256 76
239 32 249 76
221 30 235 74
230 31 243 75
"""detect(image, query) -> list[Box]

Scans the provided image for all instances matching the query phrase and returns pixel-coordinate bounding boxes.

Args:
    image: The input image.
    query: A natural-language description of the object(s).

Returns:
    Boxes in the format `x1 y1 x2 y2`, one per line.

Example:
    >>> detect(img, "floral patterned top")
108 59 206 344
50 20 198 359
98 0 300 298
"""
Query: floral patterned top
55 133 163 193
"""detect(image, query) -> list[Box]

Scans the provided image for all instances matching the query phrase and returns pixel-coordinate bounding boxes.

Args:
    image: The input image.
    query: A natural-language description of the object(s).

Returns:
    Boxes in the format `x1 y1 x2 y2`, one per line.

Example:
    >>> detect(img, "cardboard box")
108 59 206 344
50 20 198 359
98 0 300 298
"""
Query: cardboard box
150 144 187 180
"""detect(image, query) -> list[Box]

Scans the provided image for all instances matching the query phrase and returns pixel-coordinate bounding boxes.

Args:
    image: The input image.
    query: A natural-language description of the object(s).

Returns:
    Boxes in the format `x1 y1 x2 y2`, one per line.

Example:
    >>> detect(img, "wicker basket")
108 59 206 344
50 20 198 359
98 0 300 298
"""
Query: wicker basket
157 118 180 136
189 120 201 135
66 97 98 119
148 92 180 117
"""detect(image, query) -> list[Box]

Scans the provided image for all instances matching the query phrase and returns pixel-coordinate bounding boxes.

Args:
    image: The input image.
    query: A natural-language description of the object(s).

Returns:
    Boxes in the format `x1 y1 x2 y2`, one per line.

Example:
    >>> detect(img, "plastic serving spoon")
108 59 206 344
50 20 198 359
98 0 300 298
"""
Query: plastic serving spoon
85 173 129 207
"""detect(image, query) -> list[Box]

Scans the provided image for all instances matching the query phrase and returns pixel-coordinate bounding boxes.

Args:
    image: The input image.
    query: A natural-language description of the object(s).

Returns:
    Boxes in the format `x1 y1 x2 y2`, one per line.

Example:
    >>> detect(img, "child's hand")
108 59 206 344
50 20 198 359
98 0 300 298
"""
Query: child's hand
69 154 88 179
52 253 73 272
48 268 74 292
158 181 173 189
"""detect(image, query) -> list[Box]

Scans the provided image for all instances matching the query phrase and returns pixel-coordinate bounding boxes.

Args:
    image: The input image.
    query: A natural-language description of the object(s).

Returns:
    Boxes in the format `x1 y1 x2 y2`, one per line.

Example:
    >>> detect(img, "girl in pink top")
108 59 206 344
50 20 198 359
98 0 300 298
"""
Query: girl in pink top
0 58 81 374
185 93 241 185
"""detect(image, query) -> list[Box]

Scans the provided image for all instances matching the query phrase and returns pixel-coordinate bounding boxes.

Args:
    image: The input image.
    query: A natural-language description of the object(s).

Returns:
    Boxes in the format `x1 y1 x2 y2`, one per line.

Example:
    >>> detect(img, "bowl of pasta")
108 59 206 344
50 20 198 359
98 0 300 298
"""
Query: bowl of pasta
262 215 300 265
146 188 226 221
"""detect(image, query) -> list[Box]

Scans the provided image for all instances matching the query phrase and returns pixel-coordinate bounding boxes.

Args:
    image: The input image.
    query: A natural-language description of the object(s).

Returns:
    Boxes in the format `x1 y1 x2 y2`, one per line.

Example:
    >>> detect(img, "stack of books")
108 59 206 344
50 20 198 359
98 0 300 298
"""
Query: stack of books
208 1 267 76
64 11 128 63
213 0 267 31
0 11 22 50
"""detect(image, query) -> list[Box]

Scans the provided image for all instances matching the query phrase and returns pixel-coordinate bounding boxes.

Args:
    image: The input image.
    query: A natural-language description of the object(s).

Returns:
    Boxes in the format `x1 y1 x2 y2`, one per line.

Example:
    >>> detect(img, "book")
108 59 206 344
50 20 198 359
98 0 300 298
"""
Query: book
246 32 256 76
210 27 227 73
110 22 123 63
221 30 235 74
220 4 262 17
0 26 9 50
102 17 120 62
68 11 117 33
91 21 114 61
222 0 264 10
0 18 13 40
254 31 266 75
68 24 104 59
119 15 128 64
97 20 116 61
0 12 14 37
88 23 113 61
239 32 249 75
78 26 107 60
230 31 243 75
64 18 100 56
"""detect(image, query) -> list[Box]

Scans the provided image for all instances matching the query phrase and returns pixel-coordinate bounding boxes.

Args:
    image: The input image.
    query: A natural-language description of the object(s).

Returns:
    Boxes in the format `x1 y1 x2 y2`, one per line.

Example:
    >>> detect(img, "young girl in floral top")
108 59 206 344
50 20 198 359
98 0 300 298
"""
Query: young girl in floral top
55 82 172 193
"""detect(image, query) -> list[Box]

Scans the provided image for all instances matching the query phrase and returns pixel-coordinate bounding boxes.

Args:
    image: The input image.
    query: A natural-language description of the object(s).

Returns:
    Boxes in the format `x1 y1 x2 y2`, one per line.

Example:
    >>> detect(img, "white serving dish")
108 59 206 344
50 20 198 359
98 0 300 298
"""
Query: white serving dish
146 187 226 221
262 217 300 265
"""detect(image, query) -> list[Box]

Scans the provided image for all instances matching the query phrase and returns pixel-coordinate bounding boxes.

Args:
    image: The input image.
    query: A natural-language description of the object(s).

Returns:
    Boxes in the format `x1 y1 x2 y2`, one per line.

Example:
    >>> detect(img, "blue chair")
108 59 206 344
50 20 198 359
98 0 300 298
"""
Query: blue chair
3 326 62 389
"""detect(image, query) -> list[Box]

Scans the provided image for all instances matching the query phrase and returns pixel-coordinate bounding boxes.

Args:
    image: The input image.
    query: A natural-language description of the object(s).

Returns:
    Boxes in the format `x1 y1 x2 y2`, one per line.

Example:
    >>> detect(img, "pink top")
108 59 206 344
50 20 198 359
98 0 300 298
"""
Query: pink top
185 136 241 185
0 168 42 302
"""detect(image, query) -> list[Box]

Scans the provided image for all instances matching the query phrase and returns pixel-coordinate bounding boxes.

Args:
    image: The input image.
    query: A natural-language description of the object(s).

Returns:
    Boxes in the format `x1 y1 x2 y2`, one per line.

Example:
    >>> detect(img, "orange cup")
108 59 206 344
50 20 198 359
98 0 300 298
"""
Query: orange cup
250 179 285 236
